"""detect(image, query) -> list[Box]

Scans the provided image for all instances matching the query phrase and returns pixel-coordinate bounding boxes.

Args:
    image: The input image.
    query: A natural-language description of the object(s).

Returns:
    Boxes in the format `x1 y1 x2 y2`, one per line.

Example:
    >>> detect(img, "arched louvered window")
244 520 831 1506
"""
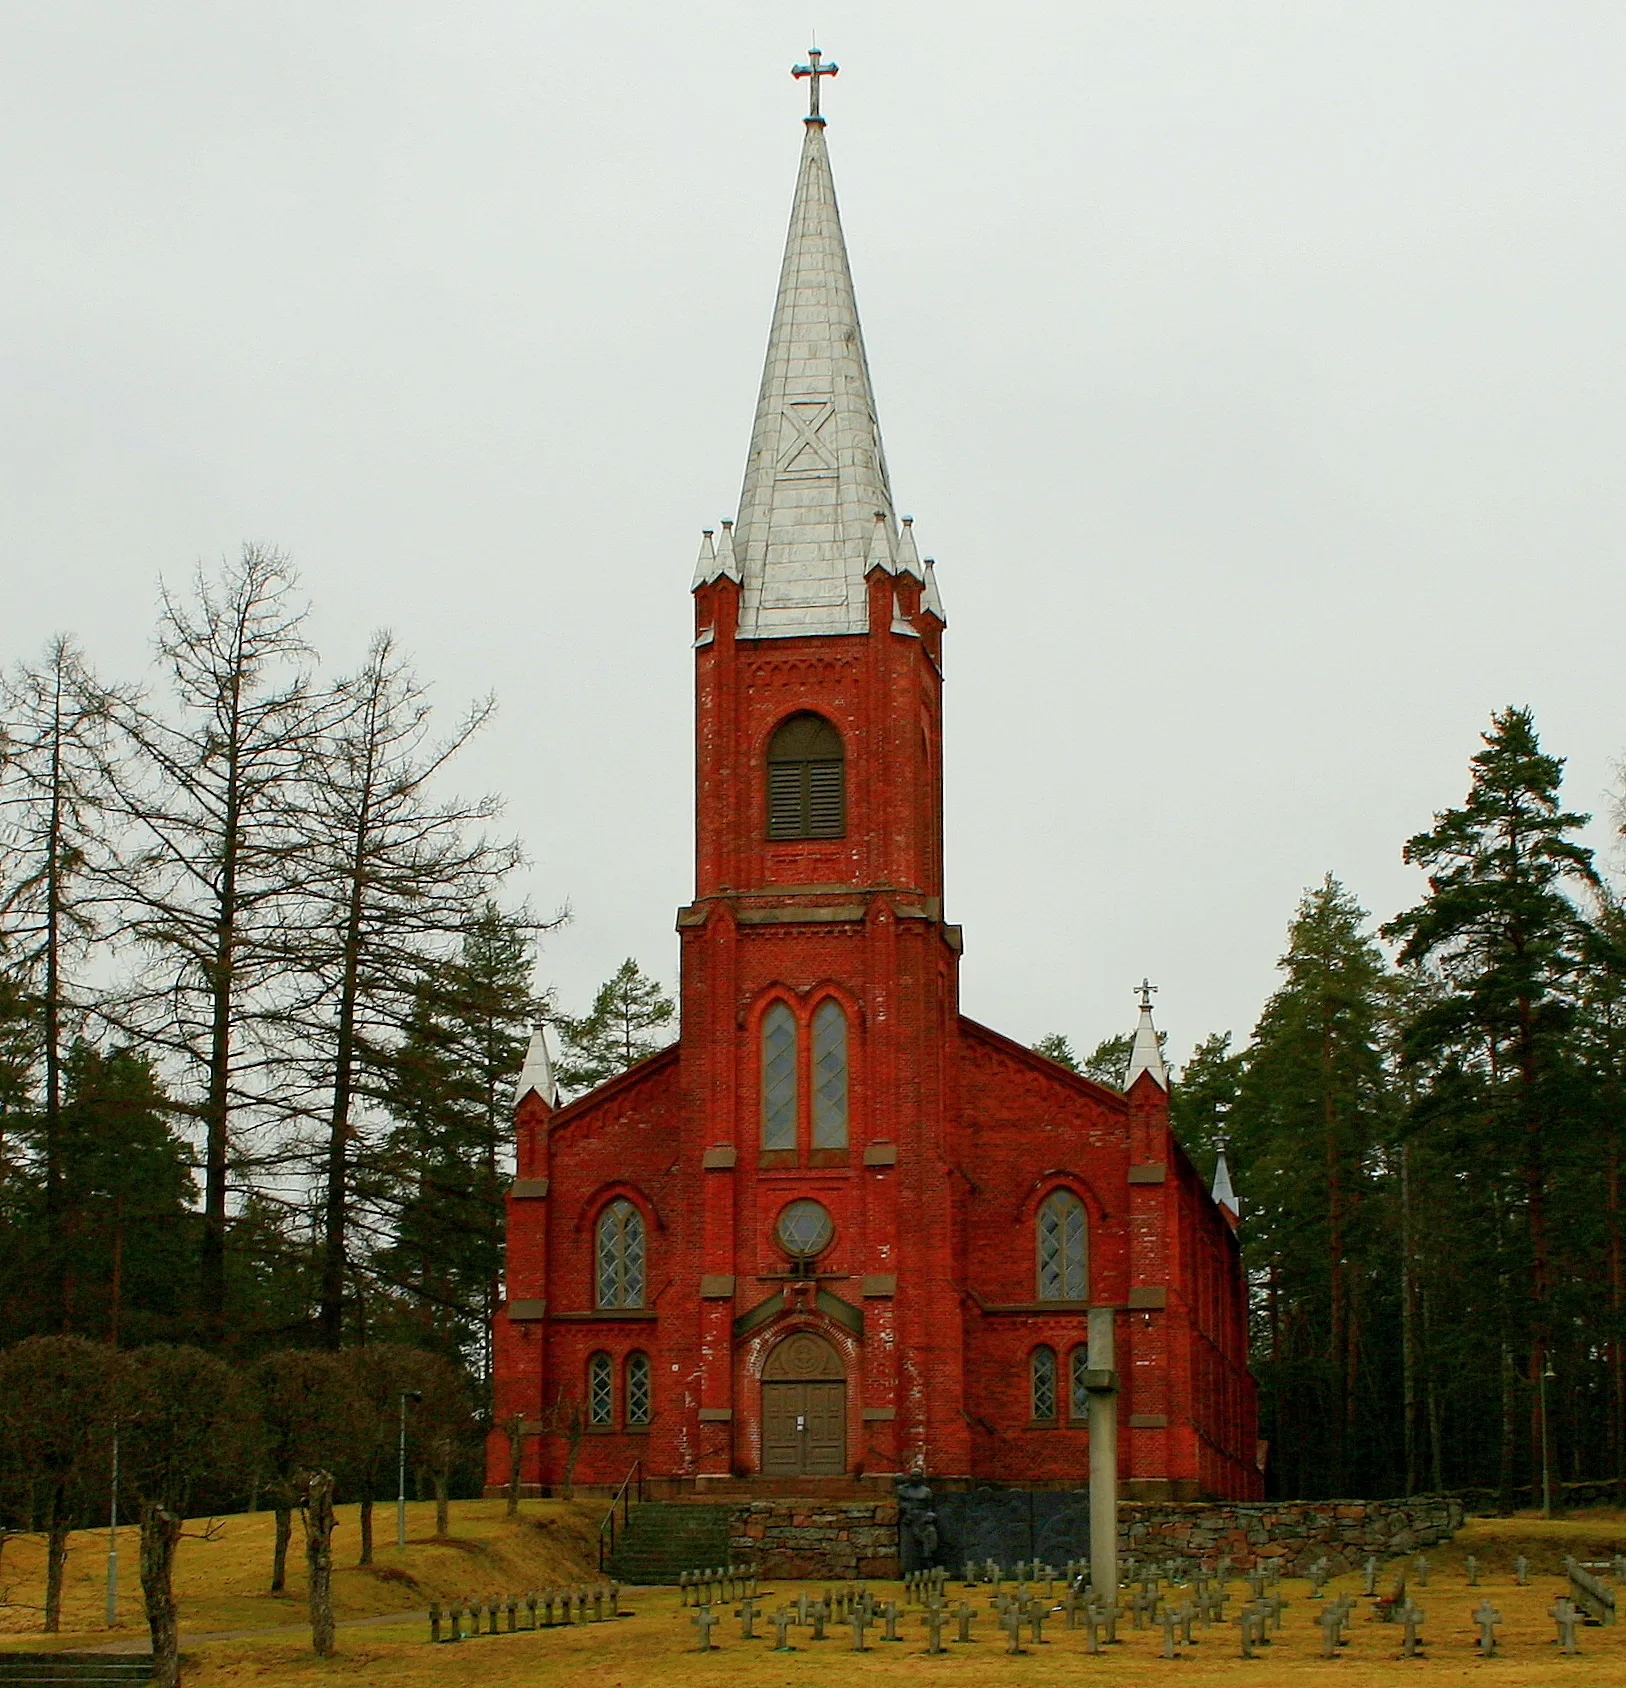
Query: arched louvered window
596 1198 645 1309
1070 1345 1090 1421
761 1001 798 1152
1030 1345 1057 1422
589 1351 614 1426
1037 1190 1088 1301
766 713 844 839
811 999 849 1149
626 1351 652 1426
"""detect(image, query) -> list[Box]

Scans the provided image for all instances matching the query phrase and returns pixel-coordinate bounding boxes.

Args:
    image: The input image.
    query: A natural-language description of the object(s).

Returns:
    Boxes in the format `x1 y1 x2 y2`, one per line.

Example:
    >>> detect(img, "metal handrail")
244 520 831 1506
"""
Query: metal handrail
597 1458 645 1572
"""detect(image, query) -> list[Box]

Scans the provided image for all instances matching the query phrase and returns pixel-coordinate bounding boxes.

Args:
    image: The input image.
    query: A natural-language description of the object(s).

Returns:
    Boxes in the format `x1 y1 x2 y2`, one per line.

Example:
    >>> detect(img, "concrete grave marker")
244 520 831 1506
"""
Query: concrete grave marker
691 1606 718 1652
1474 1599 1501 1656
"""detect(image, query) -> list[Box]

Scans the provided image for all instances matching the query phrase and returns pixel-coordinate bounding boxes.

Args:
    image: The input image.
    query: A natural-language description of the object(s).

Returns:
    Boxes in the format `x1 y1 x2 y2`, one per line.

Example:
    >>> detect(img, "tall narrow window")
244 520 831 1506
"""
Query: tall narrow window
761 1002 798 1152
596 1198 645 1308
1070 1345 1090 1421
811 999 849 1149
1031 1345 1057 1421
626 1351 652 1426
766 713 845 839
1037 1190 1088 1302
589 1351 614 1426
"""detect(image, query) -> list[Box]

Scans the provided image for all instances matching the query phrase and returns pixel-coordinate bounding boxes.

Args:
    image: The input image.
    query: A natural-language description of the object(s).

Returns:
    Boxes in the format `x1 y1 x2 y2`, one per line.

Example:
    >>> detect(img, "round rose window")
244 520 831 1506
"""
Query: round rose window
776 1199 834 1260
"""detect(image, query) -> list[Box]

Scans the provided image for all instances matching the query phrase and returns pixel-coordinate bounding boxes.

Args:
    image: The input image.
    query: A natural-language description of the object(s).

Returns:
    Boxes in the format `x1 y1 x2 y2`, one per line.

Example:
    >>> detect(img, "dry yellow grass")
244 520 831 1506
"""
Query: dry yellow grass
2 1505 1623 1685
0 1498 600 1641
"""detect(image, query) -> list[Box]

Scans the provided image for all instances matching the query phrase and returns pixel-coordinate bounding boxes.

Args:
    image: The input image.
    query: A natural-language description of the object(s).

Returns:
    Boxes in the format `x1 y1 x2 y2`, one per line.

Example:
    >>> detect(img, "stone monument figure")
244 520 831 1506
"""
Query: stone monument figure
896 1470 939 1570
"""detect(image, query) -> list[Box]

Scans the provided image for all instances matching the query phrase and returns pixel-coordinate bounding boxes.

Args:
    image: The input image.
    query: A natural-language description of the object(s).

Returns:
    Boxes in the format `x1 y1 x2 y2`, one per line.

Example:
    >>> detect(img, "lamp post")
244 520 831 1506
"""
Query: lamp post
1540 1360 1557 1520
105 1419 120 1627
397 1390 423 1549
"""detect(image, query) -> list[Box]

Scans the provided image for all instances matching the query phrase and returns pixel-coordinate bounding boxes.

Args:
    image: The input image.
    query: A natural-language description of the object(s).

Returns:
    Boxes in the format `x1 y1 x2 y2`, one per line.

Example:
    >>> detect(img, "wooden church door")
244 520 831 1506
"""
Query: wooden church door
760 1331 846 1476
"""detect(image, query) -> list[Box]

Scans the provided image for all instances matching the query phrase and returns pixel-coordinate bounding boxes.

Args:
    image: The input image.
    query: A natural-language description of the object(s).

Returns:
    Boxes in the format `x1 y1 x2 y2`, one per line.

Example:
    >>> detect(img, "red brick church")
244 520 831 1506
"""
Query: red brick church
489 60 1260 1502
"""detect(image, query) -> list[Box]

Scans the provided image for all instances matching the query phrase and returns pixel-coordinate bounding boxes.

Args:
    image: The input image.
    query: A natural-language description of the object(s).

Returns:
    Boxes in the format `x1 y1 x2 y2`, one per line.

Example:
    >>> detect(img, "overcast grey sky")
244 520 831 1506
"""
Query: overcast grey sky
6 1 1623 1066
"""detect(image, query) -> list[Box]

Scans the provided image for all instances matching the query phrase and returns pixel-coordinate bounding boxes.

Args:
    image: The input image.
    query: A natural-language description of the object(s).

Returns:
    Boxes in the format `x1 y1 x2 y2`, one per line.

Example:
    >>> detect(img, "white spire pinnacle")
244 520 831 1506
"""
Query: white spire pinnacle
690 529 717 589
1211 1143 1239 1218
732 116 899 639
895 515 922 581
1124 985 1169 1091
714 518 740 582
865 510 896 575
516 1025 558 1108
921 558 946 623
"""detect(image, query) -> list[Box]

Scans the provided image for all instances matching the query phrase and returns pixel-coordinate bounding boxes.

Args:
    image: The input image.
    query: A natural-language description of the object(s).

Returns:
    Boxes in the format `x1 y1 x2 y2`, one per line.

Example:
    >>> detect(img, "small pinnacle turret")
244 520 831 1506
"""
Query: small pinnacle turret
516 1025 558 1108
1211 1142 1240 1226
1124 980 1169 1091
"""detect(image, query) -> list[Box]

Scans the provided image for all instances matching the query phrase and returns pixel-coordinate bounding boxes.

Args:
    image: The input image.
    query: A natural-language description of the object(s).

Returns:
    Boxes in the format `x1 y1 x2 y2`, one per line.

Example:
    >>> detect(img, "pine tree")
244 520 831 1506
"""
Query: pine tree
1031 1033 1079 1072
555 959 675 1094
1383 707 1599 1506
1169 1031 1241 1181
376 904 544 1375
1234 875 1396 1496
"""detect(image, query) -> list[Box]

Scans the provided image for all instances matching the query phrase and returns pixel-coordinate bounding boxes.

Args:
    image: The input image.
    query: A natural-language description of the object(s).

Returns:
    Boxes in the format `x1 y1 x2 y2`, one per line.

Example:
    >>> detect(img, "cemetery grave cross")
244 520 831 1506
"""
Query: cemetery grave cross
1002 1606 1026 1655
1400 1603 1425 1658
1414 1555 1430 1587
1552 1597 1580 1655
447 1601 463 1643
428 1602 441 1644
882 1601 902 1642
1083 1606 1103 1655
737 1597 758 1640
1318 1604 1342 1659
954 1601 976 1643
810 1600 827 1640
526 1591 537 1629
1474 1599 1501 1656
691 1606 718 1652
1161 1607 1180 1659
850 1606 871 1652
506 1595 518 1632
924 1605 947 1654
1363 1556 1378 1597
1236 1607 1256 1660
487 1595 500 1635
1516 1556 1529 1587
772 1608 794 1651
1028 1600 1048 1645
1466 1555 1478 1587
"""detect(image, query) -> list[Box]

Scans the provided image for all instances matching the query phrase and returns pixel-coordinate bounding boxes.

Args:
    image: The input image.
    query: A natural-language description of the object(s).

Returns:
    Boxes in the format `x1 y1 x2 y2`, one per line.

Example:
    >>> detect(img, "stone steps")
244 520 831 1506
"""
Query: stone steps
605 1502 734 1585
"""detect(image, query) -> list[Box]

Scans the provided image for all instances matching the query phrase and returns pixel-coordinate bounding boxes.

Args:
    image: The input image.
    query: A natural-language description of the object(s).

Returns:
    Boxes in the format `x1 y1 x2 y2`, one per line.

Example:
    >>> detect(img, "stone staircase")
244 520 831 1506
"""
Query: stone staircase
605 1501 734 1586
0 1660 152 1685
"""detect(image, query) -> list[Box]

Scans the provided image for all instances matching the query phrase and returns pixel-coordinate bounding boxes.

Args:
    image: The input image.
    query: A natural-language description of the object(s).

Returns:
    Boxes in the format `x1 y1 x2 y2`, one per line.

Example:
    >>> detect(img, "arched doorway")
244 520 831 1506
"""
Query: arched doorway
761 1331 846 1476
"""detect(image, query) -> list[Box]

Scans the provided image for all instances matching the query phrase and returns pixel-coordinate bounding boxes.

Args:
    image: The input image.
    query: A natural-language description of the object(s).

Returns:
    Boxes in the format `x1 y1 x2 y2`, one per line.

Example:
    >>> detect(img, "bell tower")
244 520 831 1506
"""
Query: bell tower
675 52 968 1479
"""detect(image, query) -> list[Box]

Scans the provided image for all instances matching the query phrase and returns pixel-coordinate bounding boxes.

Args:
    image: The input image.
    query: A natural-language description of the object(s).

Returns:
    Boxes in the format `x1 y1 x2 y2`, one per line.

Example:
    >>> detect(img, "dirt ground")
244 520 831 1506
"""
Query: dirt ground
3 1504 1624 1685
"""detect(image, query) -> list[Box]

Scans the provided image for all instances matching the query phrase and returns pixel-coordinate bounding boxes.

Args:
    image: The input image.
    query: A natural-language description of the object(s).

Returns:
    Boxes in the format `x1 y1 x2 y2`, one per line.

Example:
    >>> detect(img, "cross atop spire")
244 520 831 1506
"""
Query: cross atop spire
1136 977 1158 1010
792 47 839 122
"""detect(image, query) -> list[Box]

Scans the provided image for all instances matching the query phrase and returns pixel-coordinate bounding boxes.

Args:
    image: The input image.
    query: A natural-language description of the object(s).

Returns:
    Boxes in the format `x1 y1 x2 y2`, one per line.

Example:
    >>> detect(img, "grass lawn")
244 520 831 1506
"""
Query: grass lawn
2 1504 1624 1684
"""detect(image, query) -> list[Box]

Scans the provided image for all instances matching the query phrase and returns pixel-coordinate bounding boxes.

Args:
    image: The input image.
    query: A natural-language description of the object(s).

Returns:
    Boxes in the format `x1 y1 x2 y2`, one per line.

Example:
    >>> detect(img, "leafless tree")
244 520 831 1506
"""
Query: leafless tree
95 548 328 1343
284 632 520 1346
0 638 120 1325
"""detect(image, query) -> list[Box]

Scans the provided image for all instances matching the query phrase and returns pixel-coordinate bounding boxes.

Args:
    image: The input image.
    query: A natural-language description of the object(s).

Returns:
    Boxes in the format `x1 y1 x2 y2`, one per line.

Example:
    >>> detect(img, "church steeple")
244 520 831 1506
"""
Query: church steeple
1125 980 1169 1091
728 59 901 640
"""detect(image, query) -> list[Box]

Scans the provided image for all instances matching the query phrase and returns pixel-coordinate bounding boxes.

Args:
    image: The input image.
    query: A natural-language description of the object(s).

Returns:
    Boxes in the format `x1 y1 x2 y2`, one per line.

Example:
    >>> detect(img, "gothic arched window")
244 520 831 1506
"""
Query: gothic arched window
1037 1190 1088 1302
588 1351 614 1426
811 998 849 1149
1070 1345 1090 1422
626 1351 652 1426
1030 1345 1057 1422
766 712 845 839
596 1198 645 1309
761 1001 798 1152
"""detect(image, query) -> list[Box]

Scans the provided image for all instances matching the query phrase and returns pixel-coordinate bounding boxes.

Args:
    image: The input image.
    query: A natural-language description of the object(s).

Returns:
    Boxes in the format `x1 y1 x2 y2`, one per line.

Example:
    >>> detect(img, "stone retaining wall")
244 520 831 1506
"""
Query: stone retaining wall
727 1494 1463 1582
1121 1496 1465 1577
729 1500 901 1580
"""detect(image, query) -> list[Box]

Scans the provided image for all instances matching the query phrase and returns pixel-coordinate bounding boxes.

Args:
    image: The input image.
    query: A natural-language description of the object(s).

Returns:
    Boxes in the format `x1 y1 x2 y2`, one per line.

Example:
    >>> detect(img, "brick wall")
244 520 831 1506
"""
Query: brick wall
729 1499 902 1580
